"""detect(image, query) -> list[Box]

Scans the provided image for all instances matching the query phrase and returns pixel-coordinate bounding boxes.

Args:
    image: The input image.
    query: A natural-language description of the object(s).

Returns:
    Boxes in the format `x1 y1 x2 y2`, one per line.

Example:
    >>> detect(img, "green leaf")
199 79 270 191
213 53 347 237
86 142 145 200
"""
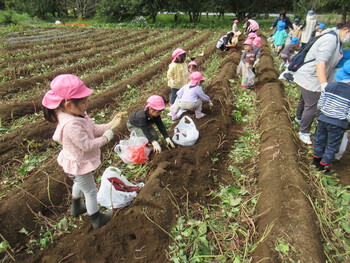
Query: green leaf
19 227 29 235
341 222 350 233
276 243 289 254
0 241 9 253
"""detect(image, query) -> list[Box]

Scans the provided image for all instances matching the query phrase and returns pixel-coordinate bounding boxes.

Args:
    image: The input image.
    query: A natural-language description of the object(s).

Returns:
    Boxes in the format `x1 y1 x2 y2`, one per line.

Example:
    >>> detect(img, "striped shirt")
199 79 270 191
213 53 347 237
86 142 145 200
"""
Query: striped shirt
317 82 350 129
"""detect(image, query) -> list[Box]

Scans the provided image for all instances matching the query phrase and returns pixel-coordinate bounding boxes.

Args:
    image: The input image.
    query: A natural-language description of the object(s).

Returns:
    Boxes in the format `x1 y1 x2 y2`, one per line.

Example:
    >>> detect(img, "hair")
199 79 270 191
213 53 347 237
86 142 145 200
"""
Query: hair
175 53 186 63
227 32 234 37
43 98 83 123
338 20 350 30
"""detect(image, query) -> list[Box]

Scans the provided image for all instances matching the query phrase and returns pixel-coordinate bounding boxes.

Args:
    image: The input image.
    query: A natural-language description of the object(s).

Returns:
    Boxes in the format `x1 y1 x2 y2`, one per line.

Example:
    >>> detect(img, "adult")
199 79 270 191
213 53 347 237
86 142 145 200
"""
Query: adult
216 31 235 51
294 21 350 145
270 11 293 32
300 10 317 46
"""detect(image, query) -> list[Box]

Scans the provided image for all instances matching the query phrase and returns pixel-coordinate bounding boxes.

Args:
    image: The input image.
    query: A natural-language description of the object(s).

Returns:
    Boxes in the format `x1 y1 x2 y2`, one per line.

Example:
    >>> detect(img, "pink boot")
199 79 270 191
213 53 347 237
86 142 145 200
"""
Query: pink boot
195 110 206 119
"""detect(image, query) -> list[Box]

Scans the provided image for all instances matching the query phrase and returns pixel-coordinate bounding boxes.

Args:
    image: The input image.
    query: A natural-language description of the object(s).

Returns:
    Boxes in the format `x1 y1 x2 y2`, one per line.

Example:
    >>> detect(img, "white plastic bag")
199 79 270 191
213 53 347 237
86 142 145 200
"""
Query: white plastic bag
97 166 144 209
236 60 243 75
172 116 199 146
245 67 255 86
114 131 151 164
335 131 348 160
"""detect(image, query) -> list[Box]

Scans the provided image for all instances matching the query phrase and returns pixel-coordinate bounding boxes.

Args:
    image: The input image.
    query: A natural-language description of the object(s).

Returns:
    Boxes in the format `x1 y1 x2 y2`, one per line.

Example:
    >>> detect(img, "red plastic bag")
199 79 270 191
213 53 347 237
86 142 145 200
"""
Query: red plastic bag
114 132 151 164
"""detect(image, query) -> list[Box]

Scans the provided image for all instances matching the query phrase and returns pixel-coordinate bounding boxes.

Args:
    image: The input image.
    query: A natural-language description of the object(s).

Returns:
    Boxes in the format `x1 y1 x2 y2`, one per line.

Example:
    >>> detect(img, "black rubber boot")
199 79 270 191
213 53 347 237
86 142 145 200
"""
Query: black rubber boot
70 198 87 217
319 163 331 174
312 157 322 169
89 211 113 229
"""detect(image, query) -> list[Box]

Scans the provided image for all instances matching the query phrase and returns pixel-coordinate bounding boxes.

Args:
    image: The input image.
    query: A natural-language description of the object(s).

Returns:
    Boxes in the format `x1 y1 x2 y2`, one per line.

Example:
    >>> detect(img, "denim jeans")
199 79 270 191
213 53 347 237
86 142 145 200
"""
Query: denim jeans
313 120 345 165
170 88 179 105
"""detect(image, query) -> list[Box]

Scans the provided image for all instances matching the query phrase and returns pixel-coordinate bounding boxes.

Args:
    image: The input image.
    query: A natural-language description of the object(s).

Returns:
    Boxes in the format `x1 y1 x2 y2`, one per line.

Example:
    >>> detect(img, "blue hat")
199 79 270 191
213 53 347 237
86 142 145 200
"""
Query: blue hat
307 10 314 16
277 20 286 31
336 49 350 68
317 22 326 29
335 60 350 82
294 18 300 21
291 37 299 44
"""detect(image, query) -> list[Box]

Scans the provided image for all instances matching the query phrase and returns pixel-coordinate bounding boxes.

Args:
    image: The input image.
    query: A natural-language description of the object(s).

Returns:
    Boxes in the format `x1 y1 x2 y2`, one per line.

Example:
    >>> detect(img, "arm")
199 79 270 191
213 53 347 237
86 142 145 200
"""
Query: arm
66 122 108 152
317 90 326 110
167 63 175 87
196 86 210 102
176 86 185 99
316 62 327 84
154 117 169 139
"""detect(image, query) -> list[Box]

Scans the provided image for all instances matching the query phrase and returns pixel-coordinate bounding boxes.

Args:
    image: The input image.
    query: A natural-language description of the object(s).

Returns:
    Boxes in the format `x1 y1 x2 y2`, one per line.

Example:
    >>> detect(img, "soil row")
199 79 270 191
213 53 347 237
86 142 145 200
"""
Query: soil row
1 30 143 69
1 31 159 81
0 30 209 166
0 32 222 254
14 40 242 263
0 30 185 122
252 36 324 262
0 30 188 98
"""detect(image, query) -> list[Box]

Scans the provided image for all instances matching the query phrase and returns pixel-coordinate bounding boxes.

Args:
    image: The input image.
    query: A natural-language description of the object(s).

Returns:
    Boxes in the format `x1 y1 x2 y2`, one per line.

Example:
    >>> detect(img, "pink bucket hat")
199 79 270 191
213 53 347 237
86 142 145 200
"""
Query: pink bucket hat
244 39 253 45
172 48 186 62
188 61 197 67
42 74 93 109
247 32 257 39
189 72 205 86
146 95 165 111
253 36 261 47
234 20 239 23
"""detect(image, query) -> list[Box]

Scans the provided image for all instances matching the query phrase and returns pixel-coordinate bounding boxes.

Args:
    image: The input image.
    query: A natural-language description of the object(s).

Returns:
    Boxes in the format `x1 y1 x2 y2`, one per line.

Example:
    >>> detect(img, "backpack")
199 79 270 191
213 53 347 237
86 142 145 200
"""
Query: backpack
288 31 338 72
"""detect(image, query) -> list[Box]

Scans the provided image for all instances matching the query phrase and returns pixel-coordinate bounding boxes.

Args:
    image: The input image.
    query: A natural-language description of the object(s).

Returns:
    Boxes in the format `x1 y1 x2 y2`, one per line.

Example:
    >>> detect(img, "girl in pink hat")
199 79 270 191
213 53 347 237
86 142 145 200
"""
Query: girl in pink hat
232 20 239 33
127 95 175 153
188 60 198 74
42 74 125 229
240 39 258 88
167 48 190 105
170 72 213 120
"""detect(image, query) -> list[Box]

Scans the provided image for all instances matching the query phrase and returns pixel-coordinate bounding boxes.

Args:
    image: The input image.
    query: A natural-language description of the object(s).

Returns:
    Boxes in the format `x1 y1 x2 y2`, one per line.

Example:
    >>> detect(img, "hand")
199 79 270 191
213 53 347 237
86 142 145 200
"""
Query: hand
320 82 328 91
269 27 273 30
253 59 260 68
151 141 161 153
108 112 127 130
165 137 175 149
103 129 114 142
209 100 213 107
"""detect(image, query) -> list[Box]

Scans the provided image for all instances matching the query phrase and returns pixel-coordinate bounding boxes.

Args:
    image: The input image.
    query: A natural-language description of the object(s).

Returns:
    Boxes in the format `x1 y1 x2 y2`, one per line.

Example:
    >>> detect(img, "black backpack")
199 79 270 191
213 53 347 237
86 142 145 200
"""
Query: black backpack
288 31 338 72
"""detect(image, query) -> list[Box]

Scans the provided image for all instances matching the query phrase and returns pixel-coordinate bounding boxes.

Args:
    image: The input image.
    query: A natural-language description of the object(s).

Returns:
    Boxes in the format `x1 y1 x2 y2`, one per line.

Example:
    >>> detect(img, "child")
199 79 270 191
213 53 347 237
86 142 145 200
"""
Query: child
244 18 259 34
312 60 350 173
280 37 299 69
240 39 257 88
188 60 198 74
315 22 326 36
247 32 257 40
232 20 239 33
167 48 189 105
292 18 302 41
127 95 175 153
273 20 289 56
252 36 261 69
171 71 213 120
216 31 235 51
42 74 125 229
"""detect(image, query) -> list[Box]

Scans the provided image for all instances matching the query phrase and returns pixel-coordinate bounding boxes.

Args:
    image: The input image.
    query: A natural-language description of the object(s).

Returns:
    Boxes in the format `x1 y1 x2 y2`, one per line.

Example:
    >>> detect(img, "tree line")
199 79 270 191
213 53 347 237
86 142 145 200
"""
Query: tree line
1 0 348 23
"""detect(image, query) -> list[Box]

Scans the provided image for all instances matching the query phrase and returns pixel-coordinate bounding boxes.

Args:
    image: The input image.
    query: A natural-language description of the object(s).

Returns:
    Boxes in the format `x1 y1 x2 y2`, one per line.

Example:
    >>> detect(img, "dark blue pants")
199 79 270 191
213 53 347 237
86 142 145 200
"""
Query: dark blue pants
313 120 345 165
170 88 179 105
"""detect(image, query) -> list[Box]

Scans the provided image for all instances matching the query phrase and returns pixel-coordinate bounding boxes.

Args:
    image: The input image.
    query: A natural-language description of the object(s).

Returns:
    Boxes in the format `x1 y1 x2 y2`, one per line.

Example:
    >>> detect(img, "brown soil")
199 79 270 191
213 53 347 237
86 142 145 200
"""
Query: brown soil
2 28 349 263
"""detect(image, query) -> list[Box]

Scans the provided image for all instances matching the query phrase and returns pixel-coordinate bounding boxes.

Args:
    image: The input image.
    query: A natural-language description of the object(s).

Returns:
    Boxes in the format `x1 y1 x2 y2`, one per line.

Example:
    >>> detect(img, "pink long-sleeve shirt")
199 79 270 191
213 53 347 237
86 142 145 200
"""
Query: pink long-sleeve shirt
53 111 109 175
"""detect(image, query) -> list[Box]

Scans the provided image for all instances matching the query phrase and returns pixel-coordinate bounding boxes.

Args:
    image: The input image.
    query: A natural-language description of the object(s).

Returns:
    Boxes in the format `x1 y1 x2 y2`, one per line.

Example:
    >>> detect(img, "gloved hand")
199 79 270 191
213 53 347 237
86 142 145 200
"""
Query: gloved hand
108 112 128 130
269 27 273 30
151 140 161 153
253 59 260 68
209 100 213 107
320 82 328 91
165 137 175 149
103 129 114 142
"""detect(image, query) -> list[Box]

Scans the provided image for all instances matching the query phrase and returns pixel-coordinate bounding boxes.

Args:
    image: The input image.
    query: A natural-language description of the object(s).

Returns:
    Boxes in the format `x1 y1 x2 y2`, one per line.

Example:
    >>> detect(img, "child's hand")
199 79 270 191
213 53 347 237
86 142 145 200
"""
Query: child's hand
108 112 128 130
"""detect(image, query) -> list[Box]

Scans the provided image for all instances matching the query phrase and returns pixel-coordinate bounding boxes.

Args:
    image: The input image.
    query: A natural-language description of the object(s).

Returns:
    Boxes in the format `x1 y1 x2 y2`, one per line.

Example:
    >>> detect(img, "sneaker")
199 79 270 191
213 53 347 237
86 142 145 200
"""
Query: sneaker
294 116 301 123
298 132 312 145
171 112 180 121
195 112 206 119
